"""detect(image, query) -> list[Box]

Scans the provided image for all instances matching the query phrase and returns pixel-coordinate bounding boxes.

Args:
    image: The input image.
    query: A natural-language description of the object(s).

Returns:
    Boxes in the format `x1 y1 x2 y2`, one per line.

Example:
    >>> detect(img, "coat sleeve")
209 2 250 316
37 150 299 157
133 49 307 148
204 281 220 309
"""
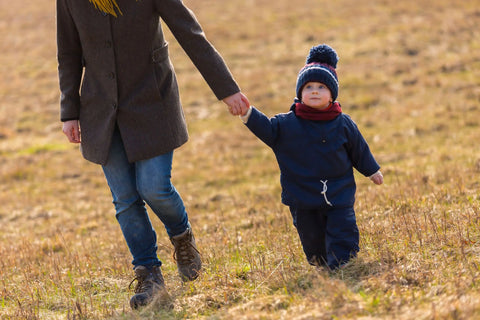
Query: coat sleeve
343 115 380 177
244 107 280 148
56 0 83 121
155 0 240 100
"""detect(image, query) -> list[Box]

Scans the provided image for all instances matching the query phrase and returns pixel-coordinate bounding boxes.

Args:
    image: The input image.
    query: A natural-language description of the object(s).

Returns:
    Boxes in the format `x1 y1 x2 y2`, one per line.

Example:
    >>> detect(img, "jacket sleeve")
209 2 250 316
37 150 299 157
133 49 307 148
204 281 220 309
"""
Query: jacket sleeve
244 107 280 148
343 116 380 177
56 0 83 121
155 0 240 100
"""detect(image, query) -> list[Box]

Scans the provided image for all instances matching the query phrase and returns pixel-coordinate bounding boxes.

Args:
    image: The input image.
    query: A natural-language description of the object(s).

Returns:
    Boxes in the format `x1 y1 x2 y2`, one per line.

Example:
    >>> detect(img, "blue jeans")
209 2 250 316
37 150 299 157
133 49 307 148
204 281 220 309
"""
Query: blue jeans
102 128 189 268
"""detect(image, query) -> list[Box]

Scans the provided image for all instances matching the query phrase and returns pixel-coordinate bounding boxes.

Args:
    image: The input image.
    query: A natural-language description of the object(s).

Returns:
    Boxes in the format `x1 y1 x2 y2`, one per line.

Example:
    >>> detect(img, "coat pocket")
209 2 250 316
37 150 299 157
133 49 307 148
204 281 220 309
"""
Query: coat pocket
151 42 180 104
152 42 169 63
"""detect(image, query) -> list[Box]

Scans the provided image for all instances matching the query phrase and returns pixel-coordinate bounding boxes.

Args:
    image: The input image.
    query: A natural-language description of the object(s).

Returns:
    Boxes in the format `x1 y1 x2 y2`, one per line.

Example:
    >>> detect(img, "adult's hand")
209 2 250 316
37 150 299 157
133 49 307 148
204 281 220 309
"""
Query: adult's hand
223 92 250 116
62 120 81 143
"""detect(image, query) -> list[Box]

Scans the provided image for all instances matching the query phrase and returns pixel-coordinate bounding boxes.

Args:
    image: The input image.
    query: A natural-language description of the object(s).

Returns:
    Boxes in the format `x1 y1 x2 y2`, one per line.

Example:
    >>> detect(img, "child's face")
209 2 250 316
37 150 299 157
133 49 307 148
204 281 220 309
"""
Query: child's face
301 82 332 110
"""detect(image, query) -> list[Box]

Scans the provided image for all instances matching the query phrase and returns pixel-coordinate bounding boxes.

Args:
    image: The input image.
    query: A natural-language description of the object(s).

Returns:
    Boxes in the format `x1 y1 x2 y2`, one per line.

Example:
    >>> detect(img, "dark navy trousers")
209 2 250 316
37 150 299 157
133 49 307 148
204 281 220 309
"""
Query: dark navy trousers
289 206 359 269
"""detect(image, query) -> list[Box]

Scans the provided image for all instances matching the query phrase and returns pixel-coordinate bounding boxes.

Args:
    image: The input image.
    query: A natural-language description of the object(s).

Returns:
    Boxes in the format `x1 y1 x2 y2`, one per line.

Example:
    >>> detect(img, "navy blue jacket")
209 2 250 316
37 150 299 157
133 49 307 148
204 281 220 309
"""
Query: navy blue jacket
245 106 380 209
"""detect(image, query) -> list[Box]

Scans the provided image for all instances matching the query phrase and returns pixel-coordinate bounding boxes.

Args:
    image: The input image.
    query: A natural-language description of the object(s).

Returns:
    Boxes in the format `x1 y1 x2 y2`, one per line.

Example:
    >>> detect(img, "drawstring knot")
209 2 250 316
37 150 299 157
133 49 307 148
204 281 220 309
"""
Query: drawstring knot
320 180 333 206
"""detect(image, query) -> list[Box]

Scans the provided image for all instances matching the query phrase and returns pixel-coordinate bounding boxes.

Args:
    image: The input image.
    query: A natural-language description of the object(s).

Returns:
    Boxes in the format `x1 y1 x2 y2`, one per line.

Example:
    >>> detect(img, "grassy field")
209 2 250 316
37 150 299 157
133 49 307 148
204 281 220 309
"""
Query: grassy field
1 0 480 319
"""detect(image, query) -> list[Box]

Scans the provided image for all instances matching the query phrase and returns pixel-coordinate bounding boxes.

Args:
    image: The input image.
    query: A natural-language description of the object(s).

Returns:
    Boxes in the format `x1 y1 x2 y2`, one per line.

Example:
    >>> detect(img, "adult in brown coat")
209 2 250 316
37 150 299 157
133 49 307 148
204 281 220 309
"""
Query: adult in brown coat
56 0 249 309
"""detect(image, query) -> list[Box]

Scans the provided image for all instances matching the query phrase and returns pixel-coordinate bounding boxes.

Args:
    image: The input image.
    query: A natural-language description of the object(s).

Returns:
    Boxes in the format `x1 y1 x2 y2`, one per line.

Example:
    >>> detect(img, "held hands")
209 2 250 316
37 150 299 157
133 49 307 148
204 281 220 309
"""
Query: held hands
370 171 384 185
62 120 81 143
62 92 250 144
223 92 250 116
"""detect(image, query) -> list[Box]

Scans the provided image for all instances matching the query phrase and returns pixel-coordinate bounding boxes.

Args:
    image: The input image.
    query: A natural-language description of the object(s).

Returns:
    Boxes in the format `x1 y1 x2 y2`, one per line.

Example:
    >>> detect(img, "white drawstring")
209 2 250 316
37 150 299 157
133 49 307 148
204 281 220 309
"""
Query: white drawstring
320 180 333 206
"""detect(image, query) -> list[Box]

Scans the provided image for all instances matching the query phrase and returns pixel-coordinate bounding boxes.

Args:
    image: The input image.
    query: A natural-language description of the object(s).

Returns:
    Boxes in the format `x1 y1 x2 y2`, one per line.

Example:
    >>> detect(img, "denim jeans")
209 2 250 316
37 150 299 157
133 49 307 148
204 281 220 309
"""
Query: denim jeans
102 128 189 268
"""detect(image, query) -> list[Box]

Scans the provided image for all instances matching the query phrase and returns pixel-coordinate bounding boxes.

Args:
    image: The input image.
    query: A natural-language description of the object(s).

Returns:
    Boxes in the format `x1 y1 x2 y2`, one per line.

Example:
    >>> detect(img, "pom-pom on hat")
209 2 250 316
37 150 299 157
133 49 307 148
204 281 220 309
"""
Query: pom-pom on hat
296 44 339 101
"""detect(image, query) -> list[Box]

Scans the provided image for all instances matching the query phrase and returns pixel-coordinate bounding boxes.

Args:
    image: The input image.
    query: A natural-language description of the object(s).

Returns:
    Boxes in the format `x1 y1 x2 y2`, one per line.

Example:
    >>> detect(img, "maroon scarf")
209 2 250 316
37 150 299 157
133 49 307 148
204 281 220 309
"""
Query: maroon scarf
295 101 342 121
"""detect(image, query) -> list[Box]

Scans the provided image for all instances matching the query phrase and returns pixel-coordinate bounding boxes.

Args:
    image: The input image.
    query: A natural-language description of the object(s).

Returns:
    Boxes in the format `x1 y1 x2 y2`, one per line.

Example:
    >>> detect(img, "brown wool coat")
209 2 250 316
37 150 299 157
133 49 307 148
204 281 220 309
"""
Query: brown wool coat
57 0 240 164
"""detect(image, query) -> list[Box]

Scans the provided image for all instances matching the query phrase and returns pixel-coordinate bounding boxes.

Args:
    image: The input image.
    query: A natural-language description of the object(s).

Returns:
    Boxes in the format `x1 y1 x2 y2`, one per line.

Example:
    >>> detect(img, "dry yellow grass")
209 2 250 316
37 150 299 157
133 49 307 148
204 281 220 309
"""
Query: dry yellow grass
1 0 479 319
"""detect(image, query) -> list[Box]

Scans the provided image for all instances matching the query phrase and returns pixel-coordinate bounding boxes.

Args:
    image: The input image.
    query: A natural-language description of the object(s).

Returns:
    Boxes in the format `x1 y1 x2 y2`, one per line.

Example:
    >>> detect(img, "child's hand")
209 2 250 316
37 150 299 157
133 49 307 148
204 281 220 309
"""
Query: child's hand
370 171 383 185
239 103 250 116
239 105 253 123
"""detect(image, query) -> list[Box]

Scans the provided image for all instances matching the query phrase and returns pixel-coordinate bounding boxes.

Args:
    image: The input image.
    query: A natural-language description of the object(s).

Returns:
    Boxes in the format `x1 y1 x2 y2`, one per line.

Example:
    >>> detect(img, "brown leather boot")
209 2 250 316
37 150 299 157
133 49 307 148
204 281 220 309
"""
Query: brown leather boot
129 265 171 309
170 227 202 281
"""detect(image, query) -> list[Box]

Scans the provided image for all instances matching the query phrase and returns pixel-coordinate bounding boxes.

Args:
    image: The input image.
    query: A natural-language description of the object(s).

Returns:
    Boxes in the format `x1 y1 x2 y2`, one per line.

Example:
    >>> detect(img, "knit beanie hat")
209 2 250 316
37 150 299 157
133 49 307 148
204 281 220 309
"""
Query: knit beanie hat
296 44 339 101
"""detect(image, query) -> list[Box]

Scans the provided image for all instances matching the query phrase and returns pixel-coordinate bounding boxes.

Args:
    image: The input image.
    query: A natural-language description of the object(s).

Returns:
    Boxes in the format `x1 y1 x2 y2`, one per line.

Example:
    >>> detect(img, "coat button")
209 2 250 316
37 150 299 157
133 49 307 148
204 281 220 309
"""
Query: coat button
112 103 117 109
105 40 112 48
109 72 115 79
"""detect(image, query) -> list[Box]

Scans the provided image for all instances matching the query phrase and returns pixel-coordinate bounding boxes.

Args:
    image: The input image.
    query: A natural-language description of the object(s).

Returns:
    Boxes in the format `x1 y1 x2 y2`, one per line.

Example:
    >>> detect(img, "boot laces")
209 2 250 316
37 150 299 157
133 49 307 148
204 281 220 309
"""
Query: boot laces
129 277 147 293
129 271 158 293
173 234 199 264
